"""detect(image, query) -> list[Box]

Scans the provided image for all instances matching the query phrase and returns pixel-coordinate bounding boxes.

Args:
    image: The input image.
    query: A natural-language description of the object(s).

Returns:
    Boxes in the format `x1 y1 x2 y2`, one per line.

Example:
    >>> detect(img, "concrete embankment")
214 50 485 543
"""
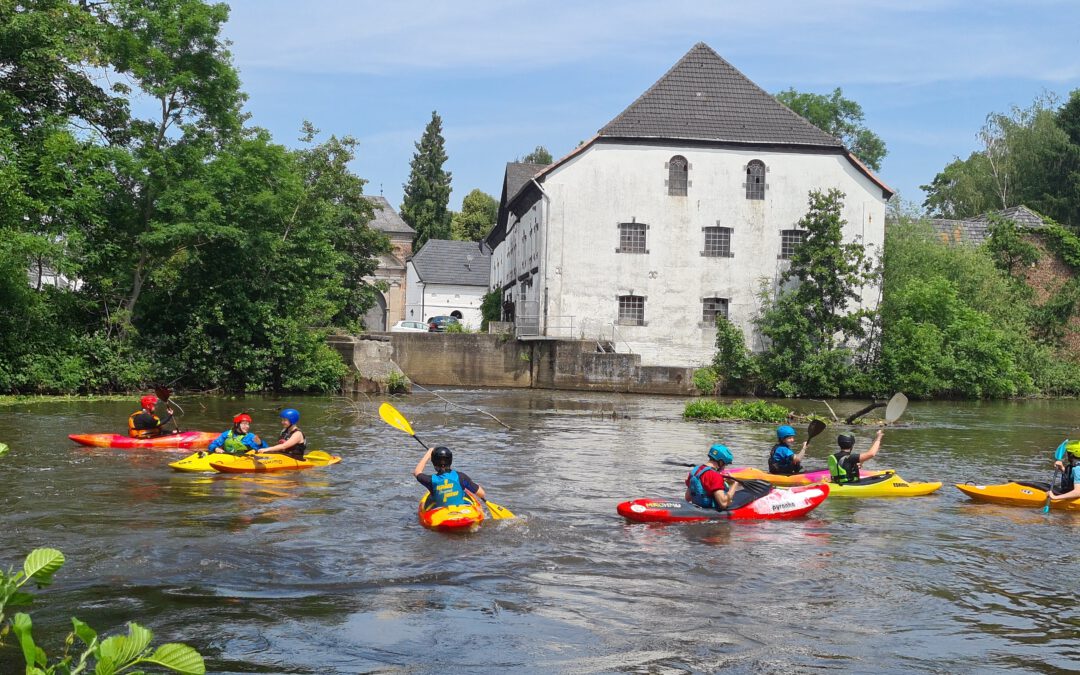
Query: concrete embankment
330 333 695 395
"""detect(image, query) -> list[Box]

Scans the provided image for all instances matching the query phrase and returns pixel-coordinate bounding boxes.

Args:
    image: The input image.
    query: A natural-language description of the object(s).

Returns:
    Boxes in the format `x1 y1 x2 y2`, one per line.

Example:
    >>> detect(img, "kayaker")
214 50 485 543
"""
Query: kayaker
1047 441 1080 502
208 413 268 455
261 408 306 460
127 395 174 439
828 429 884 484
685 443 747 511
414 446 486 507
768 425 807 475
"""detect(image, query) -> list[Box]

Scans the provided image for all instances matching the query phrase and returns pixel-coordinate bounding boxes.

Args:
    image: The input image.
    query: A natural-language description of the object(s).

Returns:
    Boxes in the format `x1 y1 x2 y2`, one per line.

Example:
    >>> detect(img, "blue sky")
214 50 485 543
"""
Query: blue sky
220 0 1080 213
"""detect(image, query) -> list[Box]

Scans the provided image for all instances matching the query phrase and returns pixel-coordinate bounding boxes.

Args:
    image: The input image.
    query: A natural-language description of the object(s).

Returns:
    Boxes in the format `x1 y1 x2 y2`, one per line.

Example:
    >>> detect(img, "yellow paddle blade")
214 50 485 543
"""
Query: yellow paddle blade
484 499 516 520
379 402 415 436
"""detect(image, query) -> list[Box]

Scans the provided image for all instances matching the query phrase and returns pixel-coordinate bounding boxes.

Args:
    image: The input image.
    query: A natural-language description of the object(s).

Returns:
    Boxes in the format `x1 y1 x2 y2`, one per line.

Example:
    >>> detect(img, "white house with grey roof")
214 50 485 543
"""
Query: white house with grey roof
405 239 492 329
486 42 893 367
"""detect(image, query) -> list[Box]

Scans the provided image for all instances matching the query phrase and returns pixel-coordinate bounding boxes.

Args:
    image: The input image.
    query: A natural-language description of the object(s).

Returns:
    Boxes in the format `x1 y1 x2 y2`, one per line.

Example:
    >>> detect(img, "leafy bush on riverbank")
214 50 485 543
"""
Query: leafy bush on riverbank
683 399 791 423
1 548 205 673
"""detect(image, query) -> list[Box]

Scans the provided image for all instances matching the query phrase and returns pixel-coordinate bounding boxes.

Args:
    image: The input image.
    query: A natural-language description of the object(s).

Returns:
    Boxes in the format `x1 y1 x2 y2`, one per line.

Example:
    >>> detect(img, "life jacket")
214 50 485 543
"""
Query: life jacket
431 469 469 507
828 451 860 484
687 464 722 510
768 443 801 475
127 411 161 439
222 430 250 455
278 425 306 458
1052 454 1078 495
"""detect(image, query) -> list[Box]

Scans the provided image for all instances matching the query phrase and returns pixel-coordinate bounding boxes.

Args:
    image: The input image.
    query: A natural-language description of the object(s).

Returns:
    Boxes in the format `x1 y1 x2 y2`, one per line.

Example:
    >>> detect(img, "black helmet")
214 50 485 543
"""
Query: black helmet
432 446 453 466
837 434 856 450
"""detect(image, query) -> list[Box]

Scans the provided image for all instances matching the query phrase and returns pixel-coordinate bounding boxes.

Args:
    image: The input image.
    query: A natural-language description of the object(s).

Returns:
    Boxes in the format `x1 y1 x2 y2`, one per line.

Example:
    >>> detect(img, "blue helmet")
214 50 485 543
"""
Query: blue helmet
776 425 796 440
280 408 300 425
708 443 733 465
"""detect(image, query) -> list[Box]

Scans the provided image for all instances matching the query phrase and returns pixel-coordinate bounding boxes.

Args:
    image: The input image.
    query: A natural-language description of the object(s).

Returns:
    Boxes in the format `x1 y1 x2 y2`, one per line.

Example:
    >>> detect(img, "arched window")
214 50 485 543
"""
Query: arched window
667 156 688 196
745 160 766 200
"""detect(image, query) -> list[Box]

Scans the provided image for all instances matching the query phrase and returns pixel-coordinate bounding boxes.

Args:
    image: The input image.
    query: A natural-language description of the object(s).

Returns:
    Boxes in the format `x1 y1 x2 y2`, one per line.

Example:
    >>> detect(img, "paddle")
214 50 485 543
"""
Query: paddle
662 460 773 495
883 392 908 425
154 385 182 433
806 419 827 443
378 402 516 520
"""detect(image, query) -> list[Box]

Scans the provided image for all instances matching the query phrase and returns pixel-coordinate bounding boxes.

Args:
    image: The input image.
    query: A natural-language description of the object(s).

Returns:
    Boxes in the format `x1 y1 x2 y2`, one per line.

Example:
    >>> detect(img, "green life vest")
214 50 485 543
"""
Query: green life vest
828 451 858 484
222 430 250 455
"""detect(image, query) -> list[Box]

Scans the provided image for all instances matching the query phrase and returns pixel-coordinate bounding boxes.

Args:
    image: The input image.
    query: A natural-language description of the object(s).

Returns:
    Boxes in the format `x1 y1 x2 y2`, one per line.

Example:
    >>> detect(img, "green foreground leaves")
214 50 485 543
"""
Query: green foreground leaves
2 548 205 674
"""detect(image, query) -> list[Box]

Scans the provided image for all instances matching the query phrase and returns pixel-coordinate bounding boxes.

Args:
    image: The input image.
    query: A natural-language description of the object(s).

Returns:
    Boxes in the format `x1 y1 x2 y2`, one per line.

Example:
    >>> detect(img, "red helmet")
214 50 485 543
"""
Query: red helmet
233 413 252 425
140 395 158 410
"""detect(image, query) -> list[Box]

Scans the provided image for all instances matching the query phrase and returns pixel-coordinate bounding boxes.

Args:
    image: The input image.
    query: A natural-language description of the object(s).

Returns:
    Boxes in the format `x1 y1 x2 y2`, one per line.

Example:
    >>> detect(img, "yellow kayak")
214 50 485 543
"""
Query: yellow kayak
825 473 942 498
724 466 885 486
170 450 340 473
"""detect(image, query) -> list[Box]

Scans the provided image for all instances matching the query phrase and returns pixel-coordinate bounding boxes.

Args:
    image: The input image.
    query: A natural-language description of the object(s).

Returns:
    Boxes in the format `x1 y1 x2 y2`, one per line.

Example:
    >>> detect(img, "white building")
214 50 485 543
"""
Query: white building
405 239 492 330
486 43 893 366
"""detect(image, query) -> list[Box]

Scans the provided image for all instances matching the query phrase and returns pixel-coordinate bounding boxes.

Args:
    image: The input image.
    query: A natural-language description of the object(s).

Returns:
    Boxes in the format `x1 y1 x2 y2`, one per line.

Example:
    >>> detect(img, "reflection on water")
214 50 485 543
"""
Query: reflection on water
1 392 1079 673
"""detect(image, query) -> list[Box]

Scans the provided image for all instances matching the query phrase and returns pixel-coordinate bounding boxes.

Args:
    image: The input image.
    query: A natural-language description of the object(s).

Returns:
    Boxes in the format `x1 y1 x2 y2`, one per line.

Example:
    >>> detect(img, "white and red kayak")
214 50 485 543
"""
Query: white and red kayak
68 431 217 450
617 483 829 523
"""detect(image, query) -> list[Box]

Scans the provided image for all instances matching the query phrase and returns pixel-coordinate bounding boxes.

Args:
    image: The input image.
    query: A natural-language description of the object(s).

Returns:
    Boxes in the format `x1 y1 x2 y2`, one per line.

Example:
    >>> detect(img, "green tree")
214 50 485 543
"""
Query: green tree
519 145 552 164
451 189 498 241
922 93 1080 225
401 110 452 249
757 189 875 397
711 316 757 395
985 214 1039 277
775 87 887 171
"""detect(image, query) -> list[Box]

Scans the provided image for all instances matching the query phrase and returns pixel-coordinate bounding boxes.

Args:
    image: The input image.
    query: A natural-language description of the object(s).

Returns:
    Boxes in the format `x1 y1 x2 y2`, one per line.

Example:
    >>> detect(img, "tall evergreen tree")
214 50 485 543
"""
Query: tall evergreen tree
401 111 452 249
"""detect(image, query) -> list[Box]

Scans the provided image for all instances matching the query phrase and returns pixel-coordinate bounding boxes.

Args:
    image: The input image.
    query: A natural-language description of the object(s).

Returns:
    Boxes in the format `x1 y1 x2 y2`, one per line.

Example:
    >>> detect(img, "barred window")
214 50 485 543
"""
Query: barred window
746 160 766 200
702 226 733 257
780 229 806 259
702 297 729 324
668 155 688 196
618 222 647 254
618 295 645 326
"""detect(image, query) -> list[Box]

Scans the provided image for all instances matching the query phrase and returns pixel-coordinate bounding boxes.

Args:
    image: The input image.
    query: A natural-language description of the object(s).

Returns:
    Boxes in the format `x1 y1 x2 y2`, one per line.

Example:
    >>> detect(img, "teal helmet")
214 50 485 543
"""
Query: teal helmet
708 443 733 465
777 425 796 440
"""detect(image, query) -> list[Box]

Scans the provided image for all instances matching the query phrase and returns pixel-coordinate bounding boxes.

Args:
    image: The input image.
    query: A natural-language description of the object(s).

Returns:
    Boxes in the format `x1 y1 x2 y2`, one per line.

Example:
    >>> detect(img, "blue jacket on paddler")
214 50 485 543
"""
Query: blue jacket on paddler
430 469 470 507
209 414 267 455
685 444 734 510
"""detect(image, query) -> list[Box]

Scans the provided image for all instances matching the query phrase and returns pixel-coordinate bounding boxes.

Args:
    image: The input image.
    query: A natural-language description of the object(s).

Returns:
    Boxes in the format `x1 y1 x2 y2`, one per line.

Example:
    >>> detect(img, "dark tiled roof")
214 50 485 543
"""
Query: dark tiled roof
410 239 491 286
364 195 415 235
930 205 1046 245
599 43 843 148
503 161 547 209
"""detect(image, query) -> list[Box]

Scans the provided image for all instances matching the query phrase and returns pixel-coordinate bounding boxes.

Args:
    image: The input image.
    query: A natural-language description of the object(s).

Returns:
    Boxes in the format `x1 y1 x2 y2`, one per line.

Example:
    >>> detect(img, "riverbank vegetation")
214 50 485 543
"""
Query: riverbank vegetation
696 193 1080 400
0 0 395 395
683 399 791 423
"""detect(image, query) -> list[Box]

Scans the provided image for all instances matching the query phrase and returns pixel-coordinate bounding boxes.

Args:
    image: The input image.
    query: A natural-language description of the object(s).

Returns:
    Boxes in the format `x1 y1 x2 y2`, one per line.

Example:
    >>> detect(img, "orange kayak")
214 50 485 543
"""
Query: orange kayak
956 482 1080 510
68 431 217 450
418 494 485 531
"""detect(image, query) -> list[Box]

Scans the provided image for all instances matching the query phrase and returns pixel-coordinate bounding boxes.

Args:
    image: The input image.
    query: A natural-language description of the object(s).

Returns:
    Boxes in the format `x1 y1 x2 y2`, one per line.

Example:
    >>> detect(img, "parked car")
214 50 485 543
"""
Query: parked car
390 320 429 333
426 315 460 332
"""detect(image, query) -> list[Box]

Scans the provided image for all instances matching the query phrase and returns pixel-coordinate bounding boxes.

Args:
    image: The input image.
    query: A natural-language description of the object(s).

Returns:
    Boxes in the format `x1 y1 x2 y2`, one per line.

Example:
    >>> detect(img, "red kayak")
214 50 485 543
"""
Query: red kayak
617 484 829 523
68 431 218 450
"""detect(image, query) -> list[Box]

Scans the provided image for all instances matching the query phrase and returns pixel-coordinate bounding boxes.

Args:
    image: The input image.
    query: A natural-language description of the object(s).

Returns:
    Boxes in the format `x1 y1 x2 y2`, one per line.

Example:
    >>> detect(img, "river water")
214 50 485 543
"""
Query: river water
0 390 1077 674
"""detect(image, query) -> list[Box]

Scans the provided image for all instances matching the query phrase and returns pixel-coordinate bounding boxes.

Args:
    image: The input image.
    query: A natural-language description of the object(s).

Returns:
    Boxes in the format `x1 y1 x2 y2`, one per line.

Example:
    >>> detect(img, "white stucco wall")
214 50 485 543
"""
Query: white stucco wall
494 142 888 366
405 262 486 329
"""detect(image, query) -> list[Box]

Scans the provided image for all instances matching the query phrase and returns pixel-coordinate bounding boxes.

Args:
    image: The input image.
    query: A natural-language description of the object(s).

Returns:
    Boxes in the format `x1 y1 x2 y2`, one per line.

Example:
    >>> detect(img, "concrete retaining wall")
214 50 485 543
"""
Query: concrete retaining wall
351 333 695 395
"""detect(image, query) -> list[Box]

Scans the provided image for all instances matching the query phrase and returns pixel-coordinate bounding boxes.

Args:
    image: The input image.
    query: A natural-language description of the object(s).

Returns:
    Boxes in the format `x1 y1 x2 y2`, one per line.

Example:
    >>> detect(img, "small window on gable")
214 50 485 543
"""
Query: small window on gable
779 229 806 259
617 222 647 254
618 295 645 326
702 298 729 324
702 226 733 257
746 160 766 200
668 155 688 196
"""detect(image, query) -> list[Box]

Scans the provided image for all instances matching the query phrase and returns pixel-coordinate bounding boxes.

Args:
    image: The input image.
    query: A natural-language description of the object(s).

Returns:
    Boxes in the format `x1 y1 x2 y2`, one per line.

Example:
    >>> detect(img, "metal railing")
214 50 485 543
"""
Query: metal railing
611 322 634 354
